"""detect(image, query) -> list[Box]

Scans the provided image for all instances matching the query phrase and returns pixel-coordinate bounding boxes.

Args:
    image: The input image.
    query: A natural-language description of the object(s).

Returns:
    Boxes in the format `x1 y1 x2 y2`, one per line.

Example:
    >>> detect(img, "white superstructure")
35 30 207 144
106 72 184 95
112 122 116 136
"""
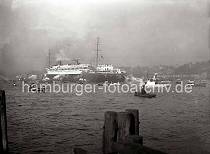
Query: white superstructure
96 64 124 74
46 64 91 75
97 64 113 72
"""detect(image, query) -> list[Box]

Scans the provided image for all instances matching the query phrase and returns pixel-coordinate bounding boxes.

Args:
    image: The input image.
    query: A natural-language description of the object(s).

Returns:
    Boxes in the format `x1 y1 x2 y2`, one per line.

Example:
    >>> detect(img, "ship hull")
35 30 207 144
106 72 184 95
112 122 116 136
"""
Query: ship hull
82 72 126 83
45 73 126 83
45 74 81 82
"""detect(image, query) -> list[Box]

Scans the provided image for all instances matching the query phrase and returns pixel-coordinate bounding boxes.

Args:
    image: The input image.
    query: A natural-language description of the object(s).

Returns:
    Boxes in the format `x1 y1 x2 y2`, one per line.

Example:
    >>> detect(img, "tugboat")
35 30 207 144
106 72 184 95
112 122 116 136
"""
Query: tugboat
134 85 156 98
145 73 171 88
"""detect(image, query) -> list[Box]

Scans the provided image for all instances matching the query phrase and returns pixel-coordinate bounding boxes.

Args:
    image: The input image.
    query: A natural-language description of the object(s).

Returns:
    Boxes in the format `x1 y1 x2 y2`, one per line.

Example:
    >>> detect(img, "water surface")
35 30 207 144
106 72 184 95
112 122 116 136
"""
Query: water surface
2 82 210 154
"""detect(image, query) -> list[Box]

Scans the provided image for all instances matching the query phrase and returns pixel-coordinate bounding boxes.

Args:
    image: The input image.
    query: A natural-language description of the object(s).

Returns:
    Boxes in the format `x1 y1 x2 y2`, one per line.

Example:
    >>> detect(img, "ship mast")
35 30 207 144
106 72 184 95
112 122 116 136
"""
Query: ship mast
96 37 100 67
48 49 51 67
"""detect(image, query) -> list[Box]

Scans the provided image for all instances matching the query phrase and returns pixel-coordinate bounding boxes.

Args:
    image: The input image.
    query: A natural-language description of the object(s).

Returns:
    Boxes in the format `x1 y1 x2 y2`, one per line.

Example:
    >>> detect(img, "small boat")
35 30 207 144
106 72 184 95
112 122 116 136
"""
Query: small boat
134 92 156 98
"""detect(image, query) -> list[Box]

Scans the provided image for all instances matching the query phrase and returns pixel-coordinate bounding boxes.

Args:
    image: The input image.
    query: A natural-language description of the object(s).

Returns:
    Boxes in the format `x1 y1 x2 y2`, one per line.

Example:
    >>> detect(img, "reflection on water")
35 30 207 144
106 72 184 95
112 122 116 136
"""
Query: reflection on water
3 82 210 154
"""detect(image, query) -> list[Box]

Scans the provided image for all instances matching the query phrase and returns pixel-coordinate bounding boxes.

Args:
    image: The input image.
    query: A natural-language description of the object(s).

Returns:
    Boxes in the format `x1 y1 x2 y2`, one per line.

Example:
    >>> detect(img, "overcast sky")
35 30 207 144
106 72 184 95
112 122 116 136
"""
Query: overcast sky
1 0 210 73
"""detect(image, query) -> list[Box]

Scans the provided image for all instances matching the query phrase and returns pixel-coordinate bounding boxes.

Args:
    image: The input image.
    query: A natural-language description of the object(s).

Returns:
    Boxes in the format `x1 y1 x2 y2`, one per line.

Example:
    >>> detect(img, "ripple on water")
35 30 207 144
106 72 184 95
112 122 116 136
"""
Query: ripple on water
4 84 210 154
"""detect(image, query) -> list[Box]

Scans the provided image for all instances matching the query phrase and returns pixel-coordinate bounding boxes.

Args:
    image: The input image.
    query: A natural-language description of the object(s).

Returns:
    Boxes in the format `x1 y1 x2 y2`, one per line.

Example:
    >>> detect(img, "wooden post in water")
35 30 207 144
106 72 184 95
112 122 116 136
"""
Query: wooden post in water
117 112 134 143
125 109 139 136
0 90 8 153
103 109 145 153
103 111 118 154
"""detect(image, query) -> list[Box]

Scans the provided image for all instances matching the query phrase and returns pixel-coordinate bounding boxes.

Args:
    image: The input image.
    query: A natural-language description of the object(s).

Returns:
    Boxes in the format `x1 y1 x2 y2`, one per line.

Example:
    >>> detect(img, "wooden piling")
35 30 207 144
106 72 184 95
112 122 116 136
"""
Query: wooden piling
103 110 141 154
0 90 8 153
125 109 139 136
117 112 135 143
103 111 118 154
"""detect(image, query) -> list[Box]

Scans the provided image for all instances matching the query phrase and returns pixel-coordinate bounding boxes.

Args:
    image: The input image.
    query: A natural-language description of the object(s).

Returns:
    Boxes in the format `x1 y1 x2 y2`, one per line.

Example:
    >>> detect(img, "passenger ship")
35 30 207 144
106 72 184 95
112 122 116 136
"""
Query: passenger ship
44 38 126 83
45 62 125 82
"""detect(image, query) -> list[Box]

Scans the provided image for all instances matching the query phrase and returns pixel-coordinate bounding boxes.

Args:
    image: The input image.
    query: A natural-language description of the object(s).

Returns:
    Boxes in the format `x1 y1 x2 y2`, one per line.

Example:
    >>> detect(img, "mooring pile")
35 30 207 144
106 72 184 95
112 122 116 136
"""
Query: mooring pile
0 90 8 153
102 109 165 154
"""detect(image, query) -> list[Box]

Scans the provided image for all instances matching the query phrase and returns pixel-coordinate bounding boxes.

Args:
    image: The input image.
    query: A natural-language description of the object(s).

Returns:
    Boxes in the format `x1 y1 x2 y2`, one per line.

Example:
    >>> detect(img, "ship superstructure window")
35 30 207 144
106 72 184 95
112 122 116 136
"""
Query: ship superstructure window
97 64 114 72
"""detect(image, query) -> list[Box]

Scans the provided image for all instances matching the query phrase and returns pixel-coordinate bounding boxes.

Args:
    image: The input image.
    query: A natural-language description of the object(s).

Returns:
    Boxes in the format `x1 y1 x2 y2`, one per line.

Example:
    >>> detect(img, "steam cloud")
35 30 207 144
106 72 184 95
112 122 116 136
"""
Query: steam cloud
0 0 209 77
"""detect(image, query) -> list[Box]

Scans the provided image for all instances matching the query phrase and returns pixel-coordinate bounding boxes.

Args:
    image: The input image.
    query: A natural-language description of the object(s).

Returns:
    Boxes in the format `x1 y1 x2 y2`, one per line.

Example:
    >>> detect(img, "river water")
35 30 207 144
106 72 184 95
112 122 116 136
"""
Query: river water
2 81 210 154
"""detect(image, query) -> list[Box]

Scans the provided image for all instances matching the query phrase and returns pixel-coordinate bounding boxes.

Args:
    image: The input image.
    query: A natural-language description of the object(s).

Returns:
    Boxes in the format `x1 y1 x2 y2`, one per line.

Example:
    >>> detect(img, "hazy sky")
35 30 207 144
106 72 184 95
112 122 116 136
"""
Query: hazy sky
0 0 210 73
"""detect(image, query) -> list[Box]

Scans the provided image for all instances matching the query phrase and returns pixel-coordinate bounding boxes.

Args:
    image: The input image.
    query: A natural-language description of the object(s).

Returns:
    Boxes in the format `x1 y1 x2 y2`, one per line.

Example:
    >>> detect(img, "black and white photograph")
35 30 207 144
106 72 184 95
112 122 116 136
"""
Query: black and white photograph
0 0 210 153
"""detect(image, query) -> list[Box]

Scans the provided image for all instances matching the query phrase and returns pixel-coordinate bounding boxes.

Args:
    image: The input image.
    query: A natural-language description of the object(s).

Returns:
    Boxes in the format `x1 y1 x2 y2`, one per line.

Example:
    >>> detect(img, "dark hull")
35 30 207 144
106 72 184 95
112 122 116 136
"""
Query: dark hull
82 73 126 83
134 92 156 98
46 73 126 83
46 74 81 82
